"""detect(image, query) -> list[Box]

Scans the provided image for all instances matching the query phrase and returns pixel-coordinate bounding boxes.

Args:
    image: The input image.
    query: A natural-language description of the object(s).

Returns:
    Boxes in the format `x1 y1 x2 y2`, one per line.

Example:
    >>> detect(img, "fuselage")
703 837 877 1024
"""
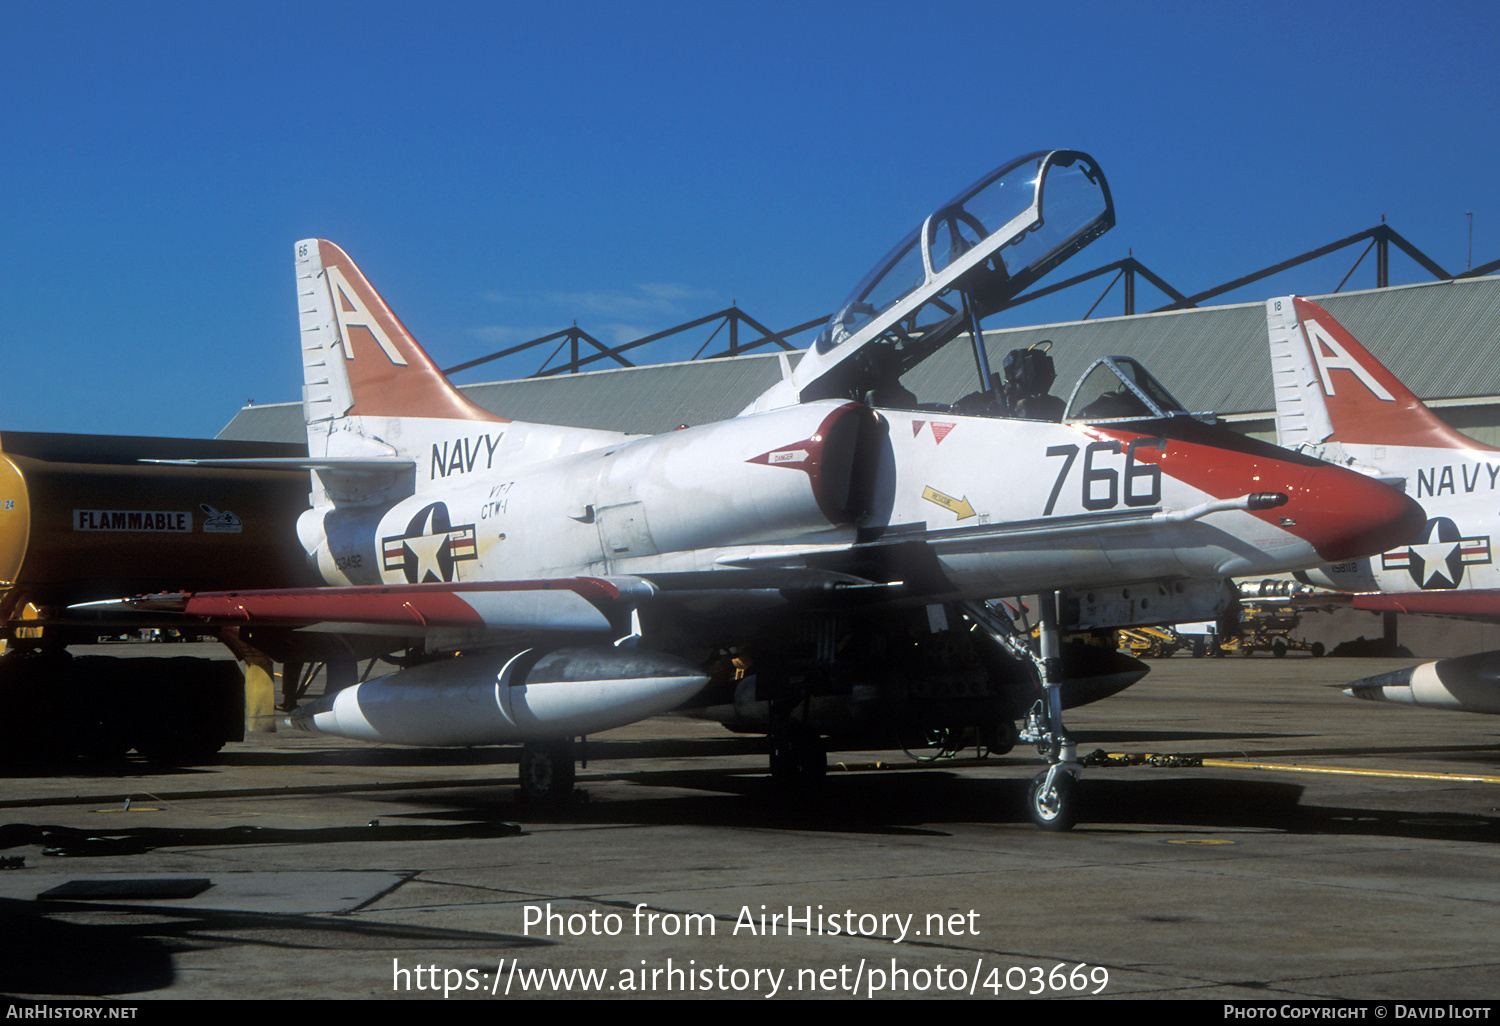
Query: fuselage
1296 440 1500 596
299 401 1425 609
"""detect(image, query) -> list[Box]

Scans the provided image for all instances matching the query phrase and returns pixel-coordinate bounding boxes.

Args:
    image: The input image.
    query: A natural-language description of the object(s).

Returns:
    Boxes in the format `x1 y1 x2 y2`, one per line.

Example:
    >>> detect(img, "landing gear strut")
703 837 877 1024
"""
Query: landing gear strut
763 642 829 791
769 725 827 789
1017 592 1081 830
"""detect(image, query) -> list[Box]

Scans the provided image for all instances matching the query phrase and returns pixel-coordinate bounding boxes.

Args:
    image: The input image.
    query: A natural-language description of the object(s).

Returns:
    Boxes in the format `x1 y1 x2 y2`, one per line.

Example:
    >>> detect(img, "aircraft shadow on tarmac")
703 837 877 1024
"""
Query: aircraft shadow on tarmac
4 764 1496 999
0 894 547 998
0 736 771 777
563 767 1500 843
0 723 1357 782
0 819 524 858
223 729 1313 763
17 764 1493 849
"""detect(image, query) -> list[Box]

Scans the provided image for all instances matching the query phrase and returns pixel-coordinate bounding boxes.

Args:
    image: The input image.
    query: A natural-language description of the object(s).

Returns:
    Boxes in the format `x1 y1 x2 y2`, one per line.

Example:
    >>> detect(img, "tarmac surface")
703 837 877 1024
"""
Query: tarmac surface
2 648 1499 1001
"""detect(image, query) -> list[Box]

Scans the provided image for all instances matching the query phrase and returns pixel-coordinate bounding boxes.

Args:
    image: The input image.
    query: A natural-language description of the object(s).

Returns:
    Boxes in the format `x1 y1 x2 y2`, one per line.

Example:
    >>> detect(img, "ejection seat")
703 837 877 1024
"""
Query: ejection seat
1004 343 1064 422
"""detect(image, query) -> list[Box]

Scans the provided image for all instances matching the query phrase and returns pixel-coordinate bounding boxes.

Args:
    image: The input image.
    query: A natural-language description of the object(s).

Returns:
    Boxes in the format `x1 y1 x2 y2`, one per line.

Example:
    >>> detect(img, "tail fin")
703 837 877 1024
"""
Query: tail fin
1267 295 1483 452
296 239 505 441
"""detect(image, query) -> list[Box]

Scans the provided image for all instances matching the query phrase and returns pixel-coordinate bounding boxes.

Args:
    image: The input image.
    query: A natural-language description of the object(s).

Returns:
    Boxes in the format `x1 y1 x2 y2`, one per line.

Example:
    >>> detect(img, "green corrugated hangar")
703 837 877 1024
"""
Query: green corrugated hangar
219 274 1500 446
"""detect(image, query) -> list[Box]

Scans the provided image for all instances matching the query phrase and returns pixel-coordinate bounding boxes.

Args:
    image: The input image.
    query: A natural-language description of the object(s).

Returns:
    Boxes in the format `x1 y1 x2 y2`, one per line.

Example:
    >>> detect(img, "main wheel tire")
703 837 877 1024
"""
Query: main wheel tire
980 719 1017 758
1027 770 1079 831
519 740 576 801
770 729 827 789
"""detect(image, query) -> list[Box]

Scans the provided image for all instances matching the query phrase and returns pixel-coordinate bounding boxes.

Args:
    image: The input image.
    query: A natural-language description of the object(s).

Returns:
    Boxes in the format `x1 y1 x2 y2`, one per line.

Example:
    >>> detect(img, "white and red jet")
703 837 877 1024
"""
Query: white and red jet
109 151 1424 827
1268 294 1500 715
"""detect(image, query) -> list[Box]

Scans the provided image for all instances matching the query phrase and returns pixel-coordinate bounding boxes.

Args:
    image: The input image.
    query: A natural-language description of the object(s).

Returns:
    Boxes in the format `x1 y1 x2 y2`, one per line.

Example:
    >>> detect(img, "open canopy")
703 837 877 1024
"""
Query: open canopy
791 149 1114 405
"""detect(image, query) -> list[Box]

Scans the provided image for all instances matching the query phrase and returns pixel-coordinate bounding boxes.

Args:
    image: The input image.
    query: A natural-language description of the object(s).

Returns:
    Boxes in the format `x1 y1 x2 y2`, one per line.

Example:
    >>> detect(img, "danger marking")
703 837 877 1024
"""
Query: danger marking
74 510 193 533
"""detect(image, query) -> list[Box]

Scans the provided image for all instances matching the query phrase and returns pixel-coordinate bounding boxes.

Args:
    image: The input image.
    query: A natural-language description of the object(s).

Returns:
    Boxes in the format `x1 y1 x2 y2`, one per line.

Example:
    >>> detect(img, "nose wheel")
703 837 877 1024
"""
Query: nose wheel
1027 765 1080 831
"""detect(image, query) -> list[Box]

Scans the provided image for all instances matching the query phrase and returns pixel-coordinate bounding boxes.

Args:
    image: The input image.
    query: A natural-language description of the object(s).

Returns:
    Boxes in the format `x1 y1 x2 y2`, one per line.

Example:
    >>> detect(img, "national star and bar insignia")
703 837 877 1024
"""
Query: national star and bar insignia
382 502 479 583
1381 516 1491 590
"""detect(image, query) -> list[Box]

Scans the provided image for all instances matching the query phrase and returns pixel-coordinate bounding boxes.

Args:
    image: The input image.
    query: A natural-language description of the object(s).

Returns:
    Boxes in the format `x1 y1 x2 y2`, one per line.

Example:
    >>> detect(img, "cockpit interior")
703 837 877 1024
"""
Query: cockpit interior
794 149 1200 427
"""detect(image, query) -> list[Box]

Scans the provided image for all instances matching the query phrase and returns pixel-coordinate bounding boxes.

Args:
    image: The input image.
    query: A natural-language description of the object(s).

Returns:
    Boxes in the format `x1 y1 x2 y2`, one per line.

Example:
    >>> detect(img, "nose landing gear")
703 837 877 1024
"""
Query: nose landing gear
1016 592 1081 831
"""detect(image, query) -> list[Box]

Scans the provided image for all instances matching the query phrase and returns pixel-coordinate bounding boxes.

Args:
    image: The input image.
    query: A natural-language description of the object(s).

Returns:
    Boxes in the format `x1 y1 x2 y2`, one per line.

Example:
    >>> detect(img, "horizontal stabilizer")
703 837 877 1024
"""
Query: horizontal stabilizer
145 456 415 472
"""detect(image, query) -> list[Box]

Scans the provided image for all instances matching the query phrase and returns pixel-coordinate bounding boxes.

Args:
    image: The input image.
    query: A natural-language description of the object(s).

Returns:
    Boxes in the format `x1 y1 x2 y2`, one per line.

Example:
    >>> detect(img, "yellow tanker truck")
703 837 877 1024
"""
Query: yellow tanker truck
0 430 315 765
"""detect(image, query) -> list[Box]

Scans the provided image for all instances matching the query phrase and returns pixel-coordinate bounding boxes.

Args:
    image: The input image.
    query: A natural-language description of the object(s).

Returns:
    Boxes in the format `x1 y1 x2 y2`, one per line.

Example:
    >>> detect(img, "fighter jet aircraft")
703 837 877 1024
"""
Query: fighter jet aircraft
1267 294 1500 714
98 151 1424 829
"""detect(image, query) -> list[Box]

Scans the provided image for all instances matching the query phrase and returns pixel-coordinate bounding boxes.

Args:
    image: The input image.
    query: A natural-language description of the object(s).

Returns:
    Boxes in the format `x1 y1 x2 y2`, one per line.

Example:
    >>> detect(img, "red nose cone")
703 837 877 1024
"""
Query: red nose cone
1089 422 1427 570
1281 464 1427 563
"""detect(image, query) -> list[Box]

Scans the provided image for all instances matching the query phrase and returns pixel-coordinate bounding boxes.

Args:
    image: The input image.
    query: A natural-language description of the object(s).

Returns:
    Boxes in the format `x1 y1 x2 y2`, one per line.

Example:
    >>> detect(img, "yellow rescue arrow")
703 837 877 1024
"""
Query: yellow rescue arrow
922 486 976 520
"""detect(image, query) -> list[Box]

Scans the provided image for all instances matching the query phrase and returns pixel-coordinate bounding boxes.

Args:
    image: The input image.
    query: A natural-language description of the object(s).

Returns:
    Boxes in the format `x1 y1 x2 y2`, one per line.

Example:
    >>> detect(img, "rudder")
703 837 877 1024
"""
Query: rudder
1267 295 1476 451
296 239 505 438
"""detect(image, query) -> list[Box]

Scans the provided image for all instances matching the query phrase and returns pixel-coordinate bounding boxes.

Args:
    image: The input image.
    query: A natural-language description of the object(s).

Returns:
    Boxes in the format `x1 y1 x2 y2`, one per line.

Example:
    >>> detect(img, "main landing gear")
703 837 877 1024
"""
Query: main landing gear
769 726 828 789
519 739 577 802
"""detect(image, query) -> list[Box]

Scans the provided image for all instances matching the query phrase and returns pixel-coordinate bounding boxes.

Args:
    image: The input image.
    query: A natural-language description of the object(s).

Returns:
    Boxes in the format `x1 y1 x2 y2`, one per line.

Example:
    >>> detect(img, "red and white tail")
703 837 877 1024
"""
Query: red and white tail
1267 295 1482 452
297 239 505 436
294 239 637 501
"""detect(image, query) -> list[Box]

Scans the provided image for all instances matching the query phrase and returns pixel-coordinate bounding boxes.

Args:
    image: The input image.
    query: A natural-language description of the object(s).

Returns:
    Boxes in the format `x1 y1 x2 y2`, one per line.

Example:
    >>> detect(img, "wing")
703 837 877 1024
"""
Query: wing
1350 589 1500 624
79 578 651 638
74 568 897 642
74 491 1282 642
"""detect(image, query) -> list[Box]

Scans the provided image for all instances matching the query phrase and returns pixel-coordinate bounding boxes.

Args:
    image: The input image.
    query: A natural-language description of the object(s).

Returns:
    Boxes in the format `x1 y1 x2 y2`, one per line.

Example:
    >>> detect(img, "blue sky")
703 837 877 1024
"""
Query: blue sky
1 0 1496 437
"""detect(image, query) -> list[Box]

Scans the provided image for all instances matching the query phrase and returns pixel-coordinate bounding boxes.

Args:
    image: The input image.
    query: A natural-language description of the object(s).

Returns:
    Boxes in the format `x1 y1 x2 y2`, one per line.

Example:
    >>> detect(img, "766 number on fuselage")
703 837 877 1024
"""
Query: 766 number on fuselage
1044 437 1165 515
